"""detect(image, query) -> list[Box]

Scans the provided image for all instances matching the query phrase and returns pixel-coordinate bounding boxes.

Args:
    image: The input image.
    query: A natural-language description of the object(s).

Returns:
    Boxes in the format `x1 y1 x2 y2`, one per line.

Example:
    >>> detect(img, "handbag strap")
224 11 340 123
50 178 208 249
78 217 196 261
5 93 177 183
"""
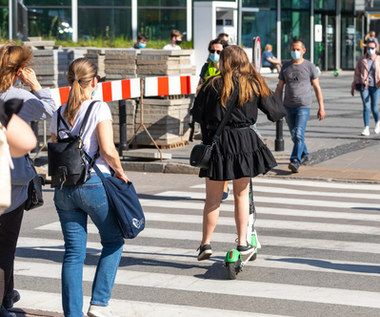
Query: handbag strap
57 100 98 140
212 88 239 143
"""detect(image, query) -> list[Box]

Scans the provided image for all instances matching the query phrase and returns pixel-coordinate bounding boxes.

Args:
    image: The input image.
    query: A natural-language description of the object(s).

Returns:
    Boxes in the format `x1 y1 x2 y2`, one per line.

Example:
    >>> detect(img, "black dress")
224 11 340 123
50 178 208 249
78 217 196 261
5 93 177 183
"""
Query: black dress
192 79 285 181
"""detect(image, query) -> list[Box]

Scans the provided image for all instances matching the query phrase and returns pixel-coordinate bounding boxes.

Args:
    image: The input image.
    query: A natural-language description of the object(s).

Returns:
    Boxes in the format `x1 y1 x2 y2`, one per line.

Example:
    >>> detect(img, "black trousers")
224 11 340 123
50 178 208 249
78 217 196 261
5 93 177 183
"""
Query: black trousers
0 202 24 306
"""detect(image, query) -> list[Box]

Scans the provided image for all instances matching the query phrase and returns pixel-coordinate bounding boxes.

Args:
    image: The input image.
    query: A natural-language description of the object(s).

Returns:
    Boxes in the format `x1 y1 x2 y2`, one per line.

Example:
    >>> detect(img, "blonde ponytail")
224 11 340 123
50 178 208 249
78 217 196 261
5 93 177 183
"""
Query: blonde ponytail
65 58 97 126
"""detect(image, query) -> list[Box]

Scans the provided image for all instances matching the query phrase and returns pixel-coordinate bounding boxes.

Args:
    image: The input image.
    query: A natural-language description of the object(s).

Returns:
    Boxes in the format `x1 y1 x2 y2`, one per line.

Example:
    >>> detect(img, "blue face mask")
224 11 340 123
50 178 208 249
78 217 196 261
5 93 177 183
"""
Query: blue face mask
14 79 21 87
138 43 146 49
368 48 376 55
91 85 98 98
209 53 220 64
291 50 302 60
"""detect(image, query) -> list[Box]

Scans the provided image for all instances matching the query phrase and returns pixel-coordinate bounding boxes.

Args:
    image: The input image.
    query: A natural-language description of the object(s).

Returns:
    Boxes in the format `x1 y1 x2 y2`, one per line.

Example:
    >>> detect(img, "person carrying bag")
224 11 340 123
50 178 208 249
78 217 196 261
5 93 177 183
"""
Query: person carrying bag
50 58 128 317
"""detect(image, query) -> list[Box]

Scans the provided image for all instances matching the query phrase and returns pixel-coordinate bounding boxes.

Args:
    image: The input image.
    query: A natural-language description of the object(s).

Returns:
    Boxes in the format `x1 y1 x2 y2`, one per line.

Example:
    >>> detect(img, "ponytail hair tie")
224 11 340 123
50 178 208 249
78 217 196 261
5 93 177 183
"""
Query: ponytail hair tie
74 78 79 81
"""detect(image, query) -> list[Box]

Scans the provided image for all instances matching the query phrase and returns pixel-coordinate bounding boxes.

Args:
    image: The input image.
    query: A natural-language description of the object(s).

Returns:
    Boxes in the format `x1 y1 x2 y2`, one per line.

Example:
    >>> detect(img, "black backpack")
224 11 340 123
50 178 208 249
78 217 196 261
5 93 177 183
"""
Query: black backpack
48 101 99 189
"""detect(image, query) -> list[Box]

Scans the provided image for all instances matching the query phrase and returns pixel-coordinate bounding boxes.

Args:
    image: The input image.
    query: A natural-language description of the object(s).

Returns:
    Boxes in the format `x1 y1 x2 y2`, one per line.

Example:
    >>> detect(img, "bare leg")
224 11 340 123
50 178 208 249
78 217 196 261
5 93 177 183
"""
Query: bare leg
223 181 228 193
201 178 224 246
232 177 250 246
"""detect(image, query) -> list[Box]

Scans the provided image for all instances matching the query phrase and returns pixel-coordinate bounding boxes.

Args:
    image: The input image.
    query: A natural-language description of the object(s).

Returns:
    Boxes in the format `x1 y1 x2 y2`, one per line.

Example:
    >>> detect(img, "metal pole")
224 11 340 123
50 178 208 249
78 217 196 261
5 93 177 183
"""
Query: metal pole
275 119 284 151
72 0 78 42
118 99 127 156
8 0 13 40
132 0 137 41
237 0 242 46
277 0 281 60
310 0 314 63
186 0 192 42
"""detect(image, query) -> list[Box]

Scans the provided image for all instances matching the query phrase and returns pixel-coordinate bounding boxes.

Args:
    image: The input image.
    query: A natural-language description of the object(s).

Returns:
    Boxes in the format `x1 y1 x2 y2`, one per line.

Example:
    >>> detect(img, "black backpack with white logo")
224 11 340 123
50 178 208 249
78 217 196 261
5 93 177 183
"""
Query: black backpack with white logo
48 101 98 189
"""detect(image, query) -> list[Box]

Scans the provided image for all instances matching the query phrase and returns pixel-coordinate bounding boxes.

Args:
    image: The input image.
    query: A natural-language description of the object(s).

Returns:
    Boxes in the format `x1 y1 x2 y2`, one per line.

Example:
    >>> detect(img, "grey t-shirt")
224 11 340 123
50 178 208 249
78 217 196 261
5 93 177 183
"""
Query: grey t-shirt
279 59 319 108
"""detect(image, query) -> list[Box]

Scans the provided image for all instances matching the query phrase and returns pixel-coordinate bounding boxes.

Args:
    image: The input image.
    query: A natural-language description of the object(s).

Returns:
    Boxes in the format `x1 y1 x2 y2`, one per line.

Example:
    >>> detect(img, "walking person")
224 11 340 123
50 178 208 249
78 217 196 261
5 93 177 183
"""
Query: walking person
0 43 56 317
192 46 285 261
197 38 230 200
351 40 380 136
276 39 325 173
50 58 128 317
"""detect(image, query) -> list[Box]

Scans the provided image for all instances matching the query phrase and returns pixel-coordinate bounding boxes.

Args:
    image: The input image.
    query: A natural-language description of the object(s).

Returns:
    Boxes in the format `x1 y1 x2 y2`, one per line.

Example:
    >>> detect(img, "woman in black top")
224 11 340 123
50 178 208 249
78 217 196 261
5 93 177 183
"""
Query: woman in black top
192 45 285 261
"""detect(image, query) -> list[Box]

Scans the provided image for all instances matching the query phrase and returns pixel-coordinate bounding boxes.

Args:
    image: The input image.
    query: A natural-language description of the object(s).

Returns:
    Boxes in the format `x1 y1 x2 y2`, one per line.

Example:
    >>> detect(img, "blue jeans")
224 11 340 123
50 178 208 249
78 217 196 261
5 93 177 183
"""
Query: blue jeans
360 86 380 126
284 106 310 164
54 174 124 317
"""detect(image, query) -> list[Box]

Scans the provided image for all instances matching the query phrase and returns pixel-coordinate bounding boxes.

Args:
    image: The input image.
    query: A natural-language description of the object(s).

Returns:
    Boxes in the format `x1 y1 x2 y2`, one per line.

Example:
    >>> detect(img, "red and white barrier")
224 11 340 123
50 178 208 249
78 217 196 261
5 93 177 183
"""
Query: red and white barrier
144 75 198 97
50 76 199 106
50 78 141 106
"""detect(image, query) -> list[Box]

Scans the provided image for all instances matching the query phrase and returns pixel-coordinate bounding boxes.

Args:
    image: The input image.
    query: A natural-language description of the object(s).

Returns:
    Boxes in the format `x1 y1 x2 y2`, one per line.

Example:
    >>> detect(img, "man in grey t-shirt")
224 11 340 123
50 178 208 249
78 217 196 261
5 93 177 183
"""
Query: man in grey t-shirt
276 39 325 173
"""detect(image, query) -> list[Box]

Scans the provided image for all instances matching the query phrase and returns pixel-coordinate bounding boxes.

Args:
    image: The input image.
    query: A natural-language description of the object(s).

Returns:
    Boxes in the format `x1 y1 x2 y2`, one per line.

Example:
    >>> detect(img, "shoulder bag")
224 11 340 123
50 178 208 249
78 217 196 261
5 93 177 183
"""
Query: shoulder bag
189 91 238 169
0 123 12 214
24 155 44 211
87 157 145 239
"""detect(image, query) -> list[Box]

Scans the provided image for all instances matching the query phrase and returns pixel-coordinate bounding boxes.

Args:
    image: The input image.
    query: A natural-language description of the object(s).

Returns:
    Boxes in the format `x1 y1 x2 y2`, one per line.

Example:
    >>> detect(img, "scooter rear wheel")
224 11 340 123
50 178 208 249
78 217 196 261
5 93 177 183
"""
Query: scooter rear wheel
226 260 240 280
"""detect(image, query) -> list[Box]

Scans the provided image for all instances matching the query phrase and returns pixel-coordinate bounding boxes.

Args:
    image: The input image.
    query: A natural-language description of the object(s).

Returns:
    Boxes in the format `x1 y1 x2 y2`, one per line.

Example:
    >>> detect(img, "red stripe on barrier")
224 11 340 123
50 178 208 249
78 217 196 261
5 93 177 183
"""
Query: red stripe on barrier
157 77 169 96
102 82 113 102
121 79 131 99
59 87 70 105
180 76 191 95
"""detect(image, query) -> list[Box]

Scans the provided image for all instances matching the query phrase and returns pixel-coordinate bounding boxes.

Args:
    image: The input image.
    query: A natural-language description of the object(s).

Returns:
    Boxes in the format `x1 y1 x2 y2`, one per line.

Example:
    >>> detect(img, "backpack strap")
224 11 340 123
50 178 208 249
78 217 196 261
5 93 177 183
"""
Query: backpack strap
78 101 98 138
56 101 98 140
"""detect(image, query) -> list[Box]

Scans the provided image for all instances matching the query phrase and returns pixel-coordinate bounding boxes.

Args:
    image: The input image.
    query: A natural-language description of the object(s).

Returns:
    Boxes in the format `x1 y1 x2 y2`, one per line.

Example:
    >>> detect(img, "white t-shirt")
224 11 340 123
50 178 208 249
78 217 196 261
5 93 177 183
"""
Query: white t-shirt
50 100 113 174
163 44 181 50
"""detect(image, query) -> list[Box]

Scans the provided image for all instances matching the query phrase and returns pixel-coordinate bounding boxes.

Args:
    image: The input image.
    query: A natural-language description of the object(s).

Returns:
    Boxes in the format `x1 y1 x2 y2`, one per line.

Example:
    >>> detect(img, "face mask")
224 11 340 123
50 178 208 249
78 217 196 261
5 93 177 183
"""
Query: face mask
368 48 376 55
14 79 21 87
209 53 220 64
175 40 182 45
291 50 302 60
91 85 98 98
138 43 146 49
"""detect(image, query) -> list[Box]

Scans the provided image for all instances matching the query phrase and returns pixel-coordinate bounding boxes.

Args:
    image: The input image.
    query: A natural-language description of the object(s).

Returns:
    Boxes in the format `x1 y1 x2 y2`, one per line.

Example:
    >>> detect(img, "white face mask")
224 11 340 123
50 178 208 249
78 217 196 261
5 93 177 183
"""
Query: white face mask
368 48 376 55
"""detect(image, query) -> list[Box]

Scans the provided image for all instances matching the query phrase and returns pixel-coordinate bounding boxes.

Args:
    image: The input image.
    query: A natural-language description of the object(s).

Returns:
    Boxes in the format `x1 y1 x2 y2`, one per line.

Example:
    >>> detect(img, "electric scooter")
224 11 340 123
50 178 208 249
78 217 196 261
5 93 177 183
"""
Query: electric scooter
224 178 261 279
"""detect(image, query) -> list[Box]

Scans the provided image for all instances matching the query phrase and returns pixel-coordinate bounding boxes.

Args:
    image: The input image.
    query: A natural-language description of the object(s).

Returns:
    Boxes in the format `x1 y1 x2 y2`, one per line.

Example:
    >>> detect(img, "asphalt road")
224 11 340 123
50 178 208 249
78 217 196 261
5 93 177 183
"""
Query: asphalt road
11 171 380 317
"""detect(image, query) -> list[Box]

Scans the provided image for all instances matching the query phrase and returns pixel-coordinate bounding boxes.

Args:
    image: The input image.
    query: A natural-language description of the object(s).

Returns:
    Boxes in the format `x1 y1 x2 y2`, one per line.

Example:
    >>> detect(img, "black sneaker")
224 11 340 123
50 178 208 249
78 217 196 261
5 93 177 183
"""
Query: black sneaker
3 290 20 310
237 244 255 257
288 160 300 173
0 306 16 317
197 244 212 261
301 154 309 165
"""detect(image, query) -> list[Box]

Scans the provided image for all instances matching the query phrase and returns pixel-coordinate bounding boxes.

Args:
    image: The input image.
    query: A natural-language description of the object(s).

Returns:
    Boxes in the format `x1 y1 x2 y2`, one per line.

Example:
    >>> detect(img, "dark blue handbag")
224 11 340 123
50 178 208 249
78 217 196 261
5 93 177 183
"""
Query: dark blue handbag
90 159 145 239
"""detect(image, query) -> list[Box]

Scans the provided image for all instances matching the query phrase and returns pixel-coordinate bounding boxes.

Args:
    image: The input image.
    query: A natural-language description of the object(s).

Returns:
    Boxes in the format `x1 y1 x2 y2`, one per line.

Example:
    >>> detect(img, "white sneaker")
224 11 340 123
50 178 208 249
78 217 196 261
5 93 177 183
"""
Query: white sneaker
361 126 370 136
87 305 119 317
375 122 380 134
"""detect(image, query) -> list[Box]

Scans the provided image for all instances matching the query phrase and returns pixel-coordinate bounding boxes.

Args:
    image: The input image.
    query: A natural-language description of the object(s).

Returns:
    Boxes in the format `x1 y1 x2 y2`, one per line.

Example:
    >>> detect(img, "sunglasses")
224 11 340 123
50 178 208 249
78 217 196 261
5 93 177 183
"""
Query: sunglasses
210 49 222 54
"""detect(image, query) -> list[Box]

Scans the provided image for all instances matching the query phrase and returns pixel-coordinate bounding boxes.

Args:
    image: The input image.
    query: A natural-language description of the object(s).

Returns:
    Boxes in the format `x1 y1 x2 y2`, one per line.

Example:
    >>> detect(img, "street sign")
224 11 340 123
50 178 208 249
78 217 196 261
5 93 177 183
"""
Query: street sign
252 36 261 72
315 24 322 42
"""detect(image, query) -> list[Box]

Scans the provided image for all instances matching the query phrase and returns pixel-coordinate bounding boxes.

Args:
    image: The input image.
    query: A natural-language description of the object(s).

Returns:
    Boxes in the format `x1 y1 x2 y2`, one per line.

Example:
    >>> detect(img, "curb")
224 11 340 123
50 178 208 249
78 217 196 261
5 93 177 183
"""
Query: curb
11 308 63 317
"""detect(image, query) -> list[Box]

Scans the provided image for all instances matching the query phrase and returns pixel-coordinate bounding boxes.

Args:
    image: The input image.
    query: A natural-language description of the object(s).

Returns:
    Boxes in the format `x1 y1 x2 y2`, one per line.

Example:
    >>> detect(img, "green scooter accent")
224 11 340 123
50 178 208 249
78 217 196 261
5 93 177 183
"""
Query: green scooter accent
225 249 241 263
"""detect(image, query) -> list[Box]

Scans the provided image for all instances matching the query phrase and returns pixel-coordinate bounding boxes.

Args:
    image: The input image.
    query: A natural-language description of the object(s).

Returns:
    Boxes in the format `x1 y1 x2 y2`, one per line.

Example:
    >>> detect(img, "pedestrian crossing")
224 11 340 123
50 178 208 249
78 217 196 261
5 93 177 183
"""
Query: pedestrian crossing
13 177 380 316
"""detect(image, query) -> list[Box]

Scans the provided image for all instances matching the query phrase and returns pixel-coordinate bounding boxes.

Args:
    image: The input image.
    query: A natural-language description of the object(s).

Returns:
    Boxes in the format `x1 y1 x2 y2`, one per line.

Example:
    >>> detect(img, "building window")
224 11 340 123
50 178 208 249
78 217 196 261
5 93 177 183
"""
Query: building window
138 3 186 41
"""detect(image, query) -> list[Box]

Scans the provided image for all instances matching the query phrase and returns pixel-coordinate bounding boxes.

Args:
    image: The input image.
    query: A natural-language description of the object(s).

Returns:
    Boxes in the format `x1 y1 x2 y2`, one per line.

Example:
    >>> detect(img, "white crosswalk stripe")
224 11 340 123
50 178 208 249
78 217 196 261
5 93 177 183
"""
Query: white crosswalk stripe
12 178 380 316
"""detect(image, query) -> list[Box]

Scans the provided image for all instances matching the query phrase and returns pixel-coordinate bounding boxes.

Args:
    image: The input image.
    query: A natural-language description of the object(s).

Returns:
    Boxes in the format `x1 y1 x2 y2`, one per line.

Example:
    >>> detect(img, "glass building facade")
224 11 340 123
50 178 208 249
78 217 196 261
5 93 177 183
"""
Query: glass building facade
0 1 368 70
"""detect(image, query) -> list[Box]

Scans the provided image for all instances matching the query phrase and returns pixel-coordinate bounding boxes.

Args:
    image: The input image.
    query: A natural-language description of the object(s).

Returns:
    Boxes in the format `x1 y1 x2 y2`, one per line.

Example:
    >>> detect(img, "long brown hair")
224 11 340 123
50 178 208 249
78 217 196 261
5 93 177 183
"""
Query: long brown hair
65 58 97 126
207 45 270 107
0 42 33 92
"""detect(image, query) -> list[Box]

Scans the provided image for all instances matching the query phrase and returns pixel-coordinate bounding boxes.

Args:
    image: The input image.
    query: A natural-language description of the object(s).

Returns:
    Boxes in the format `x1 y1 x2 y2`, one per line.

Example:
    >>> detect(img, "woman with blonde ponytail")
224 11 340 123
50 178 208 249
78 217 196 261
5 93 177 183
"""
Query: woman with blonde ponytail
0 42 56 317
50 58 127 317
192 46 286 261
